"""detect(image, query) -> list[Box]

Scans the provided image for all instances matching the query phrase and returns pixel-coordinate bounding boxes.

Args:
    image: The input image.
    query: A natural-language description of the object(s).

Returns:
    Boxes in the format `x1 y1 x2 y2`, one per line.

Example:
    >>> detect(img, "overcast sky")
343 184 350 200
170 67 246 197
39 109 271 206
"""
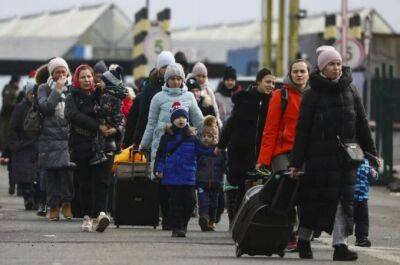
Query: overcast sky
0 0 399 32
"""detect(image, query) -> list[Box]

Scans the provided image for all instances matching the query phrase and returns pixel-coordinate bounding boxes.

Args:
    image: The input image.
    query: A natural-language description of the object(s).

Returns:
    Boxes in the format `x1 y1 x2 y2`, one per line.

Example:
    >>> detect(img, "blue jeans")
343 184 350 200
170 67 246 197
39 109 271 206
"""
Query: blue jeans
197 187 219 221
354 200 369 240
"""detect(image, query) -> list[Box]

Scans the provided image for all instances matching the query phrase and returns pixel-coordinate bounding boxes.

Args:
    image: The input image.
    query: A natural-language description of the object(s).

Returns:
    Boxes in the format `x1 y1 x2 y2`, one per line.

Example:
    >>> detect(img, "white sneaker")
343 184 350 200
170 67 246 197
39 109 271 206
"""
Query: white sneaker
95 212 110 232
81 215 93 232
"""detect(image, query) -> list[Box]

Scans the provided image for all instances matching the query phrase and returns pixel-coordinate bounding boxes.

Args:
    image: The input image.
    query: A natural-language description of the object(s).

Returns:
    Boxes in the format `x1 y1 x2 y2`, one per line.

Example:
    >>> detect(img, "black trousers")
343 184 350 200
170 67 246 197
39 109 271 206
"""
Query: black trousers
75 156 113 218
159 184 170 227
166 185 196 231
354 200 369 240
46 168 74 208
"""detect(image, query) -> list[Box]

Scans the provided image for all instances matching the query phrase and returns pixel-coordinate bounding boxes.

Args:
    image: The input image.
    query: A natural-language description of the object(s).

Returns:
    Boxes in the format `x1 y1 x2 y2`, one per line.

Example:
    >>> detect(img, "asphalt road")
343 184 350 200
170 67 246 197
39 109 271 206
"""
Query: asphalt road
0 165 399 265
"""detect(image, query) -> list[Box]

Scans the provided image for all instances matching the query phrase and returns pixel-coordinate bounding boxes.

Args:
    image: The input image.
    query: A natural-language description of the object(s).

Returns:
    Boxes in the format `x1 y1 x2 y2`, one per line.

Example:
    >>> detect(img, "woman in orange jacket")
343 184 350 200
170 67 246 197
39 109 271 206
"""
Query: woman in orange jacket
257 59 310 172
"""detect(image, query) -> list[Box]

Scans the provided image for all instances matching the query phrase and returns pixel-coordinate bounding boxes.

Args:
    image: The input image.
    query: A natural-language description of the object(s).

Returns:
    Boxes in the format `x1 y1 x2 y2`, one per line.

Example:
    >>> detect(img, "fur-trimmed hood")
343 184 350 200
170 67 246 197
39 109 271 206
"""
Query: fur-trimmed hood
164 124 197 136
35 64 49 85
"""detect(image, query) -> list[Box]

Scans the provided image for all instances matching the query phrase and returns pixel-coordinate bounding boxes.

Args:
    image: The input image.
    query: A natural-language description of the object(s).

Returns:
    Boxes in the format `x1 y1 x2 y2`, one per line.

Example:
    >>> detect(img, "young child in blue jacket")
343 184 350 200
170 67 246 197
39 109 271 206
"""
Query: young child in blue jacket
154 102 216 238
354 158 378 247
196 115 226 232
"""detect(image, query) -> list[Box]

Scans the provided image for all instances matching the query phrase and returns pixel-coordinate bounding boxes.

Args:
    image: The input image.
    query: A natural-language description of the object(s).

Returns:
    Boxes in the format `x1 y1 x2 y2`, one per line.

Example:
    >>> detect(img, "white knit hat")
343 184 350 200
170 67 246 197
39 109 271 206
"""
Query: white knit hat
164 63 185 83
192 62 208 76
317 49 342 71
48 57 70 75
156 51 175 70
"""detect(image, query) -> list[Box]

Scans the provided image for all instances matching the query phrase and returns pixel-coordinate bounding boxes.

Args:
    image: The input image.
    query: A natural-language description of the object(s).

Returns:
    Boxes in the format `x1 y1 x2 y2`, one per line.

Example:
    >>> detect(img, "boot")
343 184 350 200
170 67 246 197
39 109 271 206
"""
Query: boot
298 239 313 259
198 215 210 232
61 202 73 220
24 199 35 211
171 230 186 237
49 207 60 221
333 244 358 261
208 220 216 231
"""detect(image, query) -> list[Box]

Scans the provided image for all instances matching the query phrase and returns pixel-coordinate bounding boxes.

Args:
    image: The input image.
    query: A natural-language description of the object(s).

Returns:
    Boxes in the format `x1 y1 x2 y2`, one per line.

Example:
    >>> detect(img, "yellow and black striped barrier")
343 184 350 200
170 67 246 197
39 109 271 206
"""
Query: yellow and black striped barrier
349 13 362 40
324 14 337 45
157 8 171 35
132 7 150 81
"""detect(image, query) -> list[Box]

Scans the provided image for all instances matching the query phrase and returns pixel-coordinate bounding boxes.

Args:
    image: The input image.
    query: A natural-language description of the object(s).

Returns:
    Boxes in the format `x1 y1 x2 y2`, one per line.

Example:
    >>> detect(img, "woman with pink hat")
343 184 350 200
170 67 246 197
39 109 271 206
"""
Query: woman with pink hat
289 47 377 261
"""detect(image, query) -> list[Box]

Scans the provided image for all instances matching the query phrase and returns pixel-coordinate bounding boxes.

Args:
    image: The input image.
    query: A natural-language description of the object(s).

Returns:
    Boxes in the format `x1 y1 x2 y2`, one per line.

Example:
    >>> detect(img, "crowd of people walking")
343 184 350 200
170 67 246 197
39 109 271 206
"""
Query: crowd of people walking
0 45 379 261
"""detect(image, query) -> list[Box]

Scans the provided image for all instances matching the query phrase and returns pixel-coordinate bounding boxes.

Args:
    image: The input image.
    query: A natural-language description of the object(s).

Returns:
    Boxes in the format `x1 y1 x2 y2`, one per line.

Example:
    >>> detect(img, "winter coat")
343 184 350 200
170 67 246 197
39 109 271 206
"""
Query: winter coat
196 146 226 189
214 82 240 122
121 97 133 118
289 67 377 235
123 92 142 147
132 76 164 145
65 87 101 161
197 96 216 117
218 84 271 185
201 83 222 126
258 82 304 166
355 159 378 202
155 125 214 186
8 98 38 184
140 84 204 166
0 83 18 150
37 83 72 169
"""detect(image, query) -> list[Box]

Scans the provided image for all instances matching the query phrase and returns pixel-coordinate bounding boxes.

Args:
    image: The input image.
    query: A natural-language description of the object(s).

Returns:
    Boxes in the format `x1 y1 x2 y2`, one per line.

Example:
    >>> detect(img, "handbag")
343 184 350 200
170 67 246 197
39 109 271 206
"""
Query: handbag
337 136 364 166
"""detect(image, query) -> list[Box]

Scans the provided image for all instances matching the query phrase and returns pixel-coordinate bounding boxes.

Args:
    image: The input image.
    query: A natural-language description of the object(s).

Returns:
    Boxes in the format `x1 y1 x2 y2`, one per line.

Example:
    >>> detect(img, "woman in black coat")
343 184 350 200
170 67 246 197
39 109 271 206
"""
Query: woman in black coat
215 68 275 222
8 82 38 210
65 65 119 233
289 48 377 261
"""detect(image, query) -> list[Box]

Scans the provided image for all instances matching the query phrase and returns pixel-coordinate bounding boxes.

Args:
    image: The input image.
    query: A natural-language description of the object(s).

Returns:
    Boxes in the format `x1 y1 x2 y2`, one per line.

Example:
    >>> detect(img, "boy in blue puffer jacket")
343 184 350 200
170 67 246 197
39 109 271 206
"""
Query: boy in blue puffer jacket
154 102 216 238
196 115 226 232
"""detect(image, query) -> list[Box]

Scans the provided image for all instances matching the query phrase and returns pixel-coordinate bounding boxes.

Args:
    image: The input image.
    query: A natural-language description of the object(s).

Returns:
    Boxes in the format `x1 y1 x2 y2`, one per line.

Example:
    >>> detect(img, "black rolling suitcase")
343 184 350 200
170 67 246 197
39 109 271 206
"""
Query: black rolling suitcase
112 151 159 228
231 171 299 258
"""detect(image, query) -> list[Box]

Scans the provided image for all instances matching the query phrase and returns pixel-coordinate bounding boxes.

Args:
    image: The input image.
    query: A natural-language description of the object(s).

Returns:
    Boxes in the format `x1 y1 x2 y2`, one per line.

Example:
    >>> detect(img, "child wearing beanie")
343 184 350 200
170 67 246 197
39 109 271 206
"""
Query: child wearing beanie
90 65 128 165
196 115 226 232
154 103 216 238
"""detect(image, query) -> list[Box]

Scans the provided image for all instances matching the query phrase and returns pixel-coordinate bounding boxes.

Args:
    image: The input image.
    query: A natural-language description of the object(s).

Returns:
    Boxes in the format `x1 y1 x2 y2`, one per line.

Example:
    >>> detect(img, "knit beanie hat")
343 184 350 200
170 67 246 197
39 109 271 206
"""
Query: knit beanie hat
170 101 189 123
48 57 70 75
174 51 189 74
101 65 123 87
223 66 237 81
156 51 175 70
164 63 185 83
317 48 342 70
316 45 336 58
186 77 201 91
202 115 219 145
93 60 108 74
192 62 208 77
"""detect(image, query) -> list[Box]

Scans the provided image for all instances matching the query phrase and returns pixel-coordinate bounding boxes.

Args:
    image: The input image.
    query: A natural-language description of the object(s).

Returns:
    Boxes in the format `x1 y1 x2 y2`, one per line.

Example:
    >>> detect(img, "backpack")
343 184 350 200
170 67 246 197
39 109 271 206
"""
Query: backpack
23 85 50 133
280 87 288 118
23 97 43 133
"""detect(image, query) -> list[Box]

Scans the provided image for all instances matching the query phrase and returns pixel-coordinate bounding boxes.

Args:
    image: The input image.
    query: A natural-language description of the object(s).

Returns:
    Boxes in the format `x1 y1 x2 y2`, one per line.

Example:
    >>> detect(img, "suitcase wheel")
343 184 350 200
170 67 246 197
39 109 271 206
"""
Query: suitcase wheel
278 249 285 258
153 225 157 229
235 246 243 258
265 252 272 257
116 224 120 228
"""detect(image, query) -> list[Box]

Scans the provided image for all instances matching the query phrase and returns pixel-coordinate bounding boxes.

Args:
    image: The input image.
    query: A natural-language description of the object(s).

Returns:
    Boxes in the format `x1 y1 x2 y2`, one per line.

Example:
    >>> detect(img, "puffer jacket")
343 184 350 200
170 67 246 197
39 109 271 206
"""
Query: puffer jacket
258 82 304 166
155 125 214 186
37 82 72 169
140 84 204 165
196 147 226 189
290 67 377 235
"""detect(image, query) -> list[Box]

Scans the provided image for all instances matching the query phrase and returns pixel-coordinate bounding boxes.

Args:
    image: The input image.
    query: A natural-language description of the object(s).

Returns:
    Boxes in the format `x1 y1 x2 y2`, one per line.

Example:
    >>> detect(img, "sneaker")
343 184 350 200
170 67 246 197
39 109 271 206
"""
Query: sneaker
298 239 313 259
208 220 216 231
81 215 93 232
95 212 110 232
199 215 210 232
61 202 73 220
36 203 47 217
49 207 60 221
286 233 298 252
333 244 358 261
355 238 372 247
171 230 186 237
89 152 108 165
